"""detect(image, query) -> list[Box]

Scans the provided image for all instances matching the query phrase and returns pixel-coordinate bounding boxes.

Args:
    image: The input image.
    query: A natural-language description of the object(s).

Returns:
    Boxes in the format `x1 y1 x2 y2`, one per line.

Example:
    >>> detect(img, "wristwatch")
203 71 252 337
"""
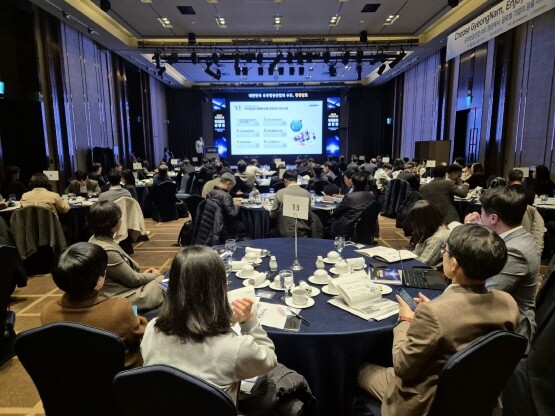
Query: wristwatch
396 316 413 326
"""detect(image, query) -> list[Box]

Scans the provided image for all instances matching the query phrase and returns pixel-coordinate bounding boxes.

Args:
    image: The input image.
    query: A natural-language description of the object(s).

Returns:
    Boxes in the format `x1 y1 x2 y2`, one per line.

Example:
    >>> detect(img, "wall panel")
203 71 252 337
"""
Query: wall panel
149 77 168 166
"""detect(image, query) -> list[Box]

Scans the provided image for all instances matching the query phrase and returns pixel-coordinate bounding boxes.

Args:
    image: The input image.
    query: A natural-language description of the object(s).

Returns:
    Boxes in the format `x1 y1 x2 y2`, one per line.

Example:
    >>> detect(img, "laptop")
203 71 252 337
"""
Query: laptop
369 264 448 291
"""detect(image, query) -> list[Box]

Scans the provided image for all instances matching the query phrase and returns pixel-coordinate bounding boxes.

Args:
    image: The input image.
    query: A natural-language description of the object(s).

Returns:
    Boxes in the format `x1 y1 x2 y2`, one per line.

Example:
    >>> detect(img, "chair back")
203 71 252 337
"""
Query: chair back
177 173 189 194
15 322 125 416
183 195 204 222
0 244 23 365
311 180 328 195
323 183 340 196
272 181 285 192
151 181 178 222
113 197 146 242
429 330 527 416
187 171 199 195
351 201 380 244
113 364 237 416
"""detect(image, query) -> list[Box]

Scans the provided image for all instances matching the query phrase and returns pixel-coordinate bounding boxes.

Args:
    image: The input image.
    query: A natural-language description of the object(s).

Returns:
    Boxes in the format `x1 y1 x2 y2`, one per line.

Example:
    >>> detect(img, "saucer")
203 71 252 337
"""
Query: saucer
269 282 285 291
323 257 340 264
329 267 350 275
296 285 320 297
243 279 270 289
236 271 262 279
285 297 315 309
322 285 339 295
376 284 393 295
308 276 330 285
242 257 263 265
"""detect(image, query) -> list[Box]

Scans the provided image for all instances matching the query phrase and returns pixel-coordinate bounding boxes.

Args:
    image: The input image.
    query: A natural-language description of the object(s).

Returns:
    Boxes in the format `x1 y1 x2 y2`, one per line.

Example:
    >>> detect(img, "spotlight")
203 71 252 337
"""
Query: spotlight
329 65 337 77
448 0 459 6
157 66 166 77
168 52 178 64
257 52 263 65
278 67 284 75
258 67 264 76
188 33 196 46
388 49 406 69
323 50 330 64
289 67 295 76
356 50 363 64
62 11 70 18
100 0 111 13
153 50 161 69
299 66 305 76
305 52 313 63
342 51 350 66
360 31 368 43
244 52 255 63
234 64 241 76
268 66 274 76
356 64 362 81
275 51 283 63
242 67 248 76
295 51 304 65
286 51 293 65
191 52 198 65
377 64 386 75
212 52 219 64
204 64 222 80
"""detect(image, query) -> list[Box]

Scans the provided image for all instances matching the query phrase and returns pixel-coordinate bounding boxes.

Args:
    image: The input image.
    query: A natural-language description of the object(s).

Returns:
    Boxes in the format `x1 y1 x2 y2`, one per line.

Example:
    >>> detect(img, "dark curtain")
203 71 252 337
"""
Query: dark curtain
346 84 395 159
166 89 204 159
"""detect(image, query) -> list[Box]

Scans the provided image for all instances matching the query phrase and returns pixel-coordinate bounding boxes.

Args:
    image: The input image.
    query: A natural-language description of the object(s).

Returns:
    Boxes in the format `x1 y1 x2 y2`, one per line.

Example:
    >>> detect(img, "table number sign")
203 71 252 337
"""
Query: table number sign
132 163 142 170
43 170 59 181
283 195 309 220
426 160 436 168
382 157 390 163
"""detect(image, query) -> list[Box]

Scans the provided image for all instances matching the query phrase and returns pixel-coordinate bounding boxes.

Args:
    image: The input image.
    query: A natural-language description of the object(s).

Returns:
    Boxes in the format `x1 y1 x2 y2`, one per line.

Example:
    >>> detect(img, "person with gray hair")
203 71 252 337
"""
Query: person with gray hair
207 172 243 236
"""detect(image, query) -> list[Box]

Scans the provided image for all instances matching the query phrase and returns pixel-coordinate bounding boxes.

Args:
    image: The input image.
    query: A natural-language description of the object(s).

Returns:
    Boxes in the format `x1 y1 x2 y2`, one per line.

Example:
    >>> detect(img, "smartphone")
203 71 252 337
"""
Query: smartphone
396 288 418 311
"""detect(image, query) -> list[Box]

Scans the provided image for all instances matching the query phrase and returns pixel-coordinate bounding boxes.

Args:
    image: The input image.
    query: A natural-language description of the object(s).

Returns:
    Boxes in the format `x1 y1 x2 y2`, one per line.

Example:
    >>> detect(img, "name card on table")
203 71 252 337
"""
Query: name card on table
191 157 198 162
358 155 365 161
278 168 286 179
382 157 390 163
132 163 142 170
514 167 530 178
283 195 309 220
274 158 282 165
43 170 59 181
426 160 436 168
170 158 179 165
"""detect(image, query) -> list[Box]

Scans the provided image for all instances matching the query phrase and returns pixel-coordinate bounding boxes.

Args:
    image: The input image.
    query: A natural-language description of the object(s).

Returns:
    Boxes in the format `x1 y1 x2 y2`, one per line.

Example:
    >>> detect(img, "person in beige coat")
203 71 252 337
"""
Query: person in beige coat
20 172 70 216
87 200 164 312
358 224 519 416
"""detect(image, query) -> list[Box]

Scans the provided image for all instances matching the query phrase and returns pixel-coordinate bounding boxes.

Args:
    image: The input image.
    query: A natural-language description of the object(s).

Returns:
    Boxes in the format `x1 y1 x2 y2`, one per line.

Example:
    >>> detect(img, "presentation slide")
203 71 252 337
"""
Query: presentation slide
229 100 323 155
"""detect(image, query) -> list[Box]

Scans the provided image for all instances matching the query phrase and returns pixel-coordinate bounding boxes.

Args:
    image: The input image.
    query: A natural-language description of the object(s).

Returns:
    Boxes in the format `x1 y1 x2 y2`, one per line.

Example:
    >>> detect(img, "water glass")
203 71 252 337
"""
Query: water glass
224 259 233 285
334 236 345 259
279 270 294 302
8 194 16 203
540 194 549 204
225 239 237 259
269 188 274 195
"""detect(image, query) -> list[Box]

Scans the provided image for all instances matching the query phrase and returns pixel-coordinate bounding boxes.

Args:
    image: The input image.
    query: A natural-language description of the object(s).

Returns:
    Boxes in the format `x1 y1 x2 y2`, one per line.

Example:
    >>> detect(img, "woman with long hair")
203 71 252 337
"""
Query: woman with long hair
140 246 277 404
409 200 452 268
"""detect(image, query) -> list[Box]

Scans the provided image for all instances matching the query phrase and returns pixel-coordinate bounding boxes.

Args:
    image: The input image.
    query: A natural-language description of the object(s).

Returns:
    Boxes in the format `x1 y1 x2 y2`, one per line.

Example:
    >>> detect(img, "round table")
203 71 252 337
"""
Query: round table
226 238 438 416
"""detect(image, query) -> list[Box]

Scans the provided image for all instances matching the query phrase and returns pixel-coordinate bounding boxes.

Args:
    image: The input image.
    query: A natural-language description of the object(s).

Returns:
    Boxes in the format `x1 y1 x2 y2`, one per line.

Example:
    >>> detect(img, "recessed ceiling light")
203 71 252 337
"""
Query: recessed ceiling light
329 15 341 26
140 0 152 3
274 16 282 27
207 0 218 3
384 15 399 25
157 17 173 28
215 17 227 28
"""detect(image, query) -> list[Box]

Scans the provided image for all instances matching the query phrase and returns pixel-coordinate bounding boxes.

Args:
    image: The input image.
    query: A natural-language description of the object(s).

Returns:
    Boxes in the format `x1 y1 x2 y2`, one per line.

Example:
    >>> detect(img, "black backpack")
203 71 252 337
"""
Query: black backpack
175 221 194 246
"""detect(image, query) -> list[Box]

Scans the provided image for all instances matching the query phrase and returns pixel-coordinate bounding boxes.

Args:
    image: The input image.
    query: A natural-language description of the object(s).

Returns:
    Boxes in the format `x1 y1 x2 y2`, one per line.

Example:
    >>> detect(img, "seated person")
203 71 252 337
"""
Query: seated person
269 170 311 238
141 246 277 404
236 161 257 190
464 163 487 189
508 168 535 206
98 170 132 202
530 164 555 197
408 200 452 268
326 173 375 238
374 163 392 194
201 175 222 198
1 165 27 200
207 173 243 236
152 164 173 188
88 162 108 191
180 158 196 175
358 224 519 415
64 170 100 196
323 162 337 182
121 169 138 201
246 158 265 176
40 242 147 368
20 172 70 216
396 162 419 191
87 201 164 312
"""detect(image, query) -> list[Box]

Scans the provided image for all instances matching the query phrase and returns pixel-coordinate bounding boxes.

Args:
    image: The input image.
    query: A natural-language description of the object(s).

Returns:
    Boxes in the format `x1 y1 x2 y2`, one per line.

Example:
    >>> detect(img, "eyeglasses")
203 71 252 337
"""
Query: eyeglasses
440 243 450 256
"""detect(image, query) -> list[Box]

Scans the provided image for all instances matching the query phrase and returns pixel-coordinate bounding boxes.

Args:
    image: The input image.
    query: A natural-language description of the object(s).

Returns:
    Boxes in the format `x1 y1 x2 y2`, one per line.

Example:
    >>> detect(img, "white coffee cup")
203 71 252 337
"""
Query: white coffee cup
252 272 266 286
313 269 330 284
327 251 340 261
291 288 309 306
241 264 254 277
334 260 349 274
245 252 259 262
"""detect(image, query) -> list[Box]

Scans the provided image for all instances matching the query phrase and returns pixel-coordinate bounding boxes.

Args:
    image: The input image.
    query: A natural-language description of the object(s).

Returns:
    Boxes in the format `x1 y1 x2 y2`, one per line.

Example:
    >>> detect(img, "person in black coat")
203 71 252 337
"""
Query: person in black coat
1 165 27 200
396 162 420 191
326 173 375 238
207 173 244 237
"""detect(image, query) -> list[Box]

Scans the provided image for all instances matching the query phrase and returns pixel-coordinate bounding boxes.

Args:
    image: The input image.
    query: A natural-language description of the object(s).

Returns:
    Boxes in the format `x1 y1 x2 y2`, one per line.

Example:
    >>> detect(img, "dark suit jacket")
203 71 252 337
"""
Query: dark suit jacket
396 171 419 191
419 178 469 223
503 273 555 416
327 191 375 237
64 179 100 195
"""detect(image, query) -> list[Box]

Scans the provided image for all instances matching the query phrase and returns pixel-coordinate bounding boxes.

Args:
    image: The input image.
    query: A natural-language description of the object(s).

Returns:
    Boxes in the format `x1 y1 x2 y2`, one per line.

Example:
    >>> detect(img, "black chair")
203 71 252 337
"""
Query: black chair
113 364 237 416
182 194 204 223
311 179 328 195
186 171 199 195
151 181 178 222
323 183 340 196
15 322 125 416
332 175 343 188
0 245 25 366
272 181 285 192
351 201 380 244
361 330 527 416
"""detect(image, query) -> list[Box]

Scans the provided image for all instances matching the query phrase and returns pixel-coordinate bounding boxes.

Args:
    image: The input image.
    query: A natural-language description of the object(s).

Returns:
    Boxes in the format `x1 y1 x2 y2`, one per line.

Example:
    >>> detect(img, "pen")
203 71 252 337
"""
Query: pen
290 310 310 326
